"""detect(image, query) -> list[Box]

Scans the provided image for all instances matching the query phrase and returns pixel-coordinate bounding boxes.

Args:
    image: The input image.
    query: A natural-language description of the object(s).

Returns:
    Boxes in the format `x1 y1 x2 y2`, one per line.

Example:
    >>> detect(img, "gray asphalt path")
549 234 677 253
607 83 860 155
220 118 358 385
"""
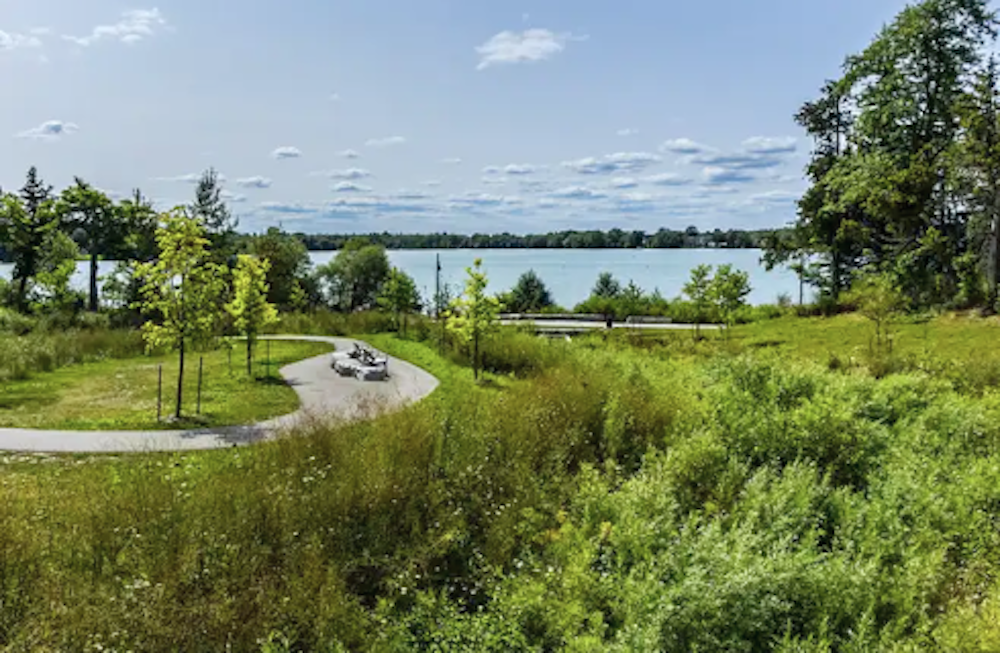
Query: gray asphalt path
0 336 439 454
500 319 723 331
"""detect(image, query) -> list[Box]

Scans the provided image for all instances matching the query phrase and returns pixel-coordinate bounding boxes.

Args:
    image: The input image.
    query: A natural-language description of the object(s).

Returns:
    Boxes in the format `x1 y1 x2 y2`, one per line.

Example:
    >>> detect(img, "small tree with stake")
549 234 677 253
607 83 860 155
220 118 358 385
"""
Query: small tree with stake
226 254 279 376
683 264 714 340
377 266 421 335
711 264 752 338
448 258 500 381
135 209 224 420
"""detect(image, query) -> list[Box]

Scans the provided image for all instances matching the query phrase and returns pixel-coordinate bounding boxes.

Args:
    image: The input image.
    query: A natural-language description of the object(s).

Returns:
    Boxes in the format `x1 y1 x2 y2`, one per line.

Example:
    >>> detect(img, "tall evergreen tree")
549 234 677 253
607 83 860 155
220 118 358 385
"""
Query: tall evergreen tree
3 168 58 311
190 168 238 260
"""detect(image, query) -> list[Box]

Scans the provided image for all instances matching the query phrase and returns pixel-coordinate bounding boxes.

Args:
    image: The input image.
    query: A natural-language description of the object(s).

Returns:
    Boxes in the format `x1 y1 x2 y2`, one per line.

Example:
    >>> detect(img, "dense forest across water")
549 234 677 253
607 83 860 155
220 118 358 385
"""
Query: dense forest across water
286 226 789 252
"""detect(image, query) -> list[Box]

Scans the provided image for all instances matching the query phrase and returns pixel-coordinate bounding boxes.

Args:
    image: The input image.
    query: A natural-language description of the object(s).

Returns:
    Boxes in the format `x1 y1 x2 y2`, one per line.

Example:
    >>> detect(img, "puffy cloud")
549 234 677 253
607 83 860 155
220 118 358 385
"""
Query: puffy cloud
748 190 800 204
562 151 662 175
154 172 227 183
702 166 756 185
504 163 538 175
271 146 302 159
333 181 373 193
0 30 43 51
390 189 432 200
645 172 692 186
690 152 783 170
259 201 317 214
312 168 372 180
15 119 78 139
449 192 521 207
365 136 406 148
660 138 712 154
62 9 167 47
337 149 360 159
551 186 608 200
743 136 797 155
610 177 638 189
617 128 639 137
475 28 583 70
482 165 501 175
234 176 272 189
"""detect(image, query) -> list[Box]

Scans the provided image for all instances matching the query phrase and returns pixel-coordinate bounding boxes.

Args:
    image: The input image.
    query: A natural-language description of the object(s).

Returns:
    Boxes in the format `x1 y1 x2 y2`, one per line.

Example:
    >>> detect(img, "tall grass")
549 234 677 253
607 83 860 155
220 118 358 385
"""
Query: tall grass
0 329 146 382
3 327 1000 649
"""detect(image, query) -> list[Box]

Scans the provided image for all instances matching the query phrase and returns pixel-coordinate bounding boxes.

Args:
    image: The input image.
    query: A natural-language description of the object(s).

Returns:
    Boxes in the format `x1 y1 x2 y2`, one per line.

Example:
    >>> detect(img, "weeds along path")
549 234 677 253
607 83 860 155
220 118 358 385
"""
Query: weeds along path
0 335 439 454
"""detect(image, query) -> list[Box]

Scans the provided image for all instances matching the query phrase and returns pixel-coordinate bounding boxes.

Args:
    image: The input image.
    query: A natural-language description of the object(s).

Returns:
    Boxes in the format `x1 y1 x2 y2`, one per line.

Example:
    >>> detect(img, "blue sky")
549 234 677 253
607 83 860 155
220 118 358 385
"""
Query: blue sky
1 0 910 234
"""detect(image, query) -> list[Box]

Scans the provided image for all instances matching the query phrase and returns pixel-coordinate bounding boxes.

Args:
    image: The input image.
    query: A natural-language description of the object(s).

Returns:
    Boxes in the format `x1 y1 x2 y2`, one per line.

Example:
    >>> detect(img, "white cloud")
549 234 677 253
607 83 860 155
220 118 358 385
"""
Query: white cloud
259 201 317 214
449 192 521 207
748 190 799 204
482 165 502 175
365 136 406 148
337 149 360 159
617 128 639 137
220 190 247 203
29 27 52 37
62 9 168 47
234 176 272 189
482 177 508 186
390 189 432 200
504 163 538 175
271 146 302 159
155 172 226 183
645 172 692 186
15 119 78 139
312 168 372 180
0 30 43 51
442 157 463 165
660 138 712 154
475 28 583 70
562 152 662 174
743 136 797 155
702 166 756 185
610 177 638 189
552 186 608 200
333 181 373 193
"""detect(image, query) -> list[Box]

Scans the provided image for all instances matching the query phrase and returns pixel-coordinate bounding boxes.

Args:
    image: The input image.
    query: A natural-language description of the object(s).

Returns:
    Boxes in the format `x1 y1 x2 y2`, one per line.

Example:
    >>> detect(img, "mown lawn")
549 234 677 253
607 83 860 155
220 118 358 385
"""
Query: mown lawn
0 340 333 430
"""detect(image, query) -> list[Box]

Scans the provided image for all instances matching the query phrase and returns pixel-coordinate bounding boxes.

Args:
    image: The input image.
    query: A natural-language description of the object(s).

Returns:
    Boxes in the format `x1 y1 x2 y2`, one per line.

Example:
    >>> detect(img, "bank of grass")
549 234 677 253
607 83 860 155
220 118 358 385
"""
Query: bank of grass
5 321 1000 648
0 340 332 430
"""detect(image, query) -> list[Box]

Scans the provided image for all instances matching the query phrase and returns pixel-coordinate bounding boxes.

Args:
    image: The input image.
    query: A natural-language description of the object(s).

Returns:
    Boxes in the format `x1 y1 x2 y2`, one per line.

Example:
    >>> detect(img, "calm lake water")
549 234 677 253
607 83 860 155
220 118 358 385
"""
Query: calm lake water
0 249 802 308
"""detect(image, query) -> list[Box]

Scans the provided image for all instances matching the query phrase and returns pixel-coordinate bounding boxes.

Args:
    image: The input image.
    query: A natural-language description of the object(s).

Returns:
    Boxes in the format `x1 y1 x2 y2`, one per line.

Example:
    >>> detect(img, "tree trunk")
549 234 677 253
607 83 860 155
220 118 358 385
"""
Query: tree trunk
247 337 253 377
16 275 27 313
473 332 479 380
88 251 99 312
989 182 1000 308
175 338 185 420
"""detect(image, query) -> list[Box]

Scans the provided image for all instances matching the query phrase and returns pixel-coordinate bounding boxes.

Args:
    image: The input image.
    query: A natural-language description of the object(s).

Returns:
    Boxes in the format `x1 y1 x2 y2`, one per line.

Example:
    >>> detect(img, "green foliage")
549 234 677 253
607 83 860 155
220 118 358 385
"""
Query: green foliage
506 269 554 313
247 227 313 310
711 263 752 333
377 267 421 334
226 254 279 375
316 240 391 311
32 229 83 313
1 168 58 311
56 177 122 312
843 273 907 358
135 210 225 418
190 167 238 259
447 258 500 379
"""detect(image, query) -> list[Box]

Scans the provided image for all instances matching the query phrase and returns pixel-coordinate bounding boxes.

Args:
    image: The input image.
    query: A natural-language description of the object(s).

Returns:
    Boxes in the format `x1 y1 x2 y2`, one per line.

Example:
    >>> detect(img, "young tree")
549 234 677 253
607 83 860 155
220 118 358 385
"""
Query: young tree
448 258 500 380
34 230 81 311
683 264 714 339
377 267 421 334
135 210 225 419
225 254 279 376
711 264 752 335
248 227 312 309
57 178 123 312
508 269 554 313
190 168 238 260
844 273 907 356
2 169 58 311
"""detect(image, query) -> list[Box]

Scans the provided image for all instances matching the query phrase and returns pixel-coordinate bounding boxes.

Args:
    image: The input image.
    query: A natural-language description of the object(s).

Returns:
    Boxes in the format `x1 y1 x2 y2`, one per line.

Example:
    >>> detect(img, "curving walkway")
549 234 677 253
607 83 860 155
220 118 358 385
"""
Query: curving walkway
0 336 439 454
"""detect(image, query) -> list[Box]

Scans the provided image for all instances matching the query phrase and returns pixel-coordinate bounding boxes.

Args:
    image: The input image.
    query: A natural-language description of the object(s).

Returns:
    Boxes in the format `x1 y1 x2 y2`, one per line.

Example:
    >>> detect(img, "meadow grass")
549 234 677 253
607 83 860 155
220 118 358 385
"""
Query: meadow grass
0 340 332 430
4 316 1000 649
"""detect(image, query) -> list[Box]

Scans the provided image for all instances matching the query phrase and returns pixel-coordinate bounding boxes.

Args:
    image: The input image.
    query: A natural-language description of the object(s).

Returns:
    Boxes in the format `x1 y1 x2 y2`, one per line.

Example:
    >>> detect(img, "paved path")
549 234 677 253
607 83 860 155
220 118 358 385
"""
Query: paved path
0 336 439 454
500 319 723 331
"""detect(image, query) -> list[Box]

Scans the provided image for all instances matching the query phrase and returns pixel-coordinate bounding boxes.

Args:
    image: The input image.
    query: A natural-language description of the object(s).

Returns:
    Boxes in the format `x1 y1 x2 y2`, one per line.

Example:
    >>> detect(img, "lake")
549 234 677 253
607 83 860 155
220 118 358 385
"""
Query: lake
0 249 803 308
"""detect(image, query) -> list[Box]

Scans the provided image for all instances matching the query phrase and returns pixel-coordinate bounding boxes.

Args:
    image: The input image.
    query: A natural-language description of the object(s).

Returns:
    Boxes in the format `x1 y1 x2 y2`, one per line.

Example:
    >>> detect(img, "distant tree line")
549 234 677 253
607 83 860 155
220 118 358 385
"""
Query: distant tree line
286 226 788 252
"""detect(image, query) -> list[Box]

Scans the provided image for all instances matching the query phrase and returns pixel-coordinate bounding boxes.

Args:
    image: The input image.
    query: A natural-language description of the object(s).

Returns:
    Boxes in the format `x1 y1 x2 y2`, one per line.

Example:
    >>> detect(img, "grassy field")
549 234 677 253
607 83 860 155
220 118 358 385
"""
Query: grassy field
4 316 1000 649
0 340 333 430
